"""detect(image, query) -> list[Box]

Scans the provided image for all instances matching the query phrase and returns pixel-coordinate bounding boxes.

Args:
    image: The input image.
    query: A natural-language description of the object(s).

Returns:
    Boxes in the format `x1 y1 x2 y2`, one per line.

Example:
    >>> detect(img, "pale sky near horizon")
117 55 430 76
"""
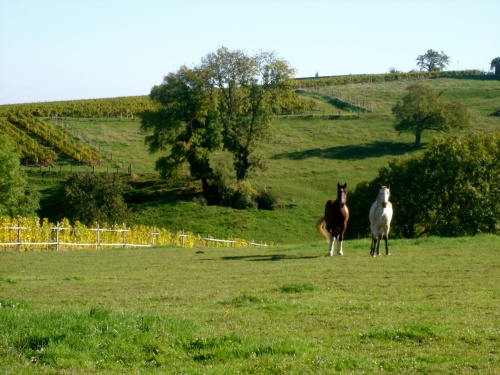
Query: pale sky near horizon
0 0 498 105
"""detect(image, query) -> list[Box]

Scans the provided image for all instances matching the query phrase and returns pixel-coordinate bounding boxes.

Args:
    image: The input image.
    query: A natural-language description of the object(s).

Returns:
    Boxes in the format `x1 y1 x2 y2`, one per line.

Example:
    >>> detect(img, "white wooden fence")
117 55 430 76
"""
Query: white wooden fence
0 222 269 252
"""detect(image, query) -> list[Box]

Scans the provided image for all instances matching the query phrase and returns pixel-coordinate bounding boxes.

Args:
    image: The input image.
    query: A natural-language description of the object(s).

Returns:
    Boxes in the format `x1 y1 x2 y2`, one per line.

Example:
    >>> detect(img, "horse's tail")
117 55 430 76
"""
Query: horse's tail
316 215 330 243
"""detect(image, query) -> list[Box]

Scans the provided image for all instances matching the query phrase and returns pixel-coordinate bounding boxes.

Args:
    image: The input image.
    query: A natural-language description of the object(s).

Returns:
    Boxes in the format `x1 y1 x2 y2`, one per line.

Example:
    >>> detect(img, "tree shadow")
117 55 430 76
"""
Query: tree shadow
296 90 365 112
220 254 322 262
273 141 416 161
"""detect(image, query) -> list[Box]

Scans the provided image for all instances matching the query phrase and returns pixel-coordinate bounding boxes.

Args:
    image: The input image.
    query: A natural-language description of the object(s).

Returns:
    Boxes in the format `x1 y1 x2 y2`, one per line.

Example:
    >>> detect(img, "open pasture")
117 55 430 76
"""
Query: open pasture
1 235 498 374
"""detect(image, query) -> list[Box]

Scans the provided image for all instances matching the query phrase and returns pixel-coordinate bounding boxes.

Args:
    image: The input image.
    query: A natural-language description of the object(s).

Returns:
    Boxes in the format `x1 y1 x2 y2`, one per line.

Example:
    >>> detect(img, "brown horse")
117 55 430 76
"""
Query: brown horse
316 183 349 256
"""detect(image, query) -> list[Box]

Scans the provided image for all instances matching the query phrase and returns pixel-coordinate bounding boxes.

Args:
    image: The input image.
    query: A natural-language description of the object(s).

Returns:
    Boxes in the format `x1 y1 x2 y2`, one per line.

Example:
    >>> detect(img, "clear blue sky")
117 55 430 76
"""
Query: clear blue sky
1 0 498 104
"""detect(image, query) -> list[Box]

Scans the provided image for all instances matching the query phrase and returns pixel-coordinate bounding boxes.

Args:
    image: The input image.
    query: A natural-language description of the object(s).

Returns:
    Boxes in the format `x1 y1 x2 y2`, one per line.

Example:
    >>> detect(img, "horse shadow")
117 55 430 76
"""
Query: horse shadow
272 141 416 161
220 254 322 262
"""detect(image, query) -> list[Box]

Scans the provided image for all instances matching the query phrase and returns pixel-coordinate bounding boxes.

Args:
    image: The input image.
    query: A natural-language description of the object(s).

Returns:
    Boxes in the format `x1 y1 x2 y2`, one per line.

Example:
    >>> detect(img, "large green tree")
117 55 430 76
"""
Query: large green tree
416 49 450 72
392 83 470 148
141 66 221 194
0 135 40 217
141 47 296 202
201 47 295 180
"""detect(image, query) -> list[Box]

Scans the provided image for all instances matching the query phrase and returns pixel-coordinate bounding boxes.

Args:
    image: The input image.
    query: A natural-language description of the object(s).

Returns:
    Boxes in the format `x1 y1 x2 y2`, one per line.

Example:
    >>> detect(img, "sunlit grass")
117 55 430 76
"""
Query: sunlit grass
1 235 499 373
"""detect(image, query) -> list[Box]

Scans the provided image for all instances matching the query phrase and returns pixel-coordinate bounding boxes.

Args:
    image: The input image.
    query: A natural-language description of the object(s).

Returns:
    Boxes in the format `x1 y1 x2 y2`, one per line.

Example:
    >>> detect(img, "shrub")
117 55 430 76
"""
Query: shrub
349 131 500 238
60 172 130 225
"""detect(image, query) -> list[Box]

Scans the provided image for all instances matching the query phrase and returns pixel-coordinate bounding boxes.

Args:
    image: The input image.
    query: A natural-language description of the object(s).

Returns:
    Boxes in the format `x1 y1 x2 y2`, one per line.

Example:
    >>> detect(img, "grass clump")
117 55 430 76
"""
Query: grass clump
278 282 318 293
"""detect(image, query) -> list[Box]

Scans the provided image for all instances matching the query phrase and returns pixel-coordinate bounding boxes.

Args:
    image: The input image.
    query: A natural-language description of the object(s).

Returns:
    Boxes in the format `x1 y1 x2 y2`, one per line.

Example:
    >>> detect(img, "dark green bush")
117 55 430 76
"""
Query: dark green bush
349 131 500 238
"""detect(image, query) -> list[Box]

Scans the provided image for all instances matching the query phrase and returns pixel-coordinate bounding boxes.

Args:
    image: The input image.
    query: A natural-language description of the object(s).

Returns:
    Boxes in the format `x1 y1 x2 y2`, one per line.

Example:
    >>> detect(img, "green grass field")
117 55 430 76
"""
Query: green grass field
1 235 499 374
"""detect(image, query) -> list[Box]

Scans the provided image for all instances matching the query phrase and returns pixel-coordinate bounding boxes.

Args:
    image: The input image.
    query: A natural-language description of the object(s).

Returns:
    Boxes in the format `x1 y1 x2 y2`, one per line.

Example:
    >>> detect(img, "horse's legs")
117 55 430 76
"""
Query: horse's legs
327 234 335 256
384 234 390 255
376 237 381 256
336 230 345 255
370 236 376 256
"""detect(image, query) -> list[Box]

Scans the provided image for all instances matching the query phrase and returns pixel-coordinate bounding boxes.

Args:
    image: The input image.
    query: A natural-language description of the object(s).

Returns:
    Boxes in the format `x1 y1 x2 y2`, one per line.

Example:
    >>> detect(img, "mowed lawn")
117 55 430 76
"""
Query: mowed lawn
1 235 499 374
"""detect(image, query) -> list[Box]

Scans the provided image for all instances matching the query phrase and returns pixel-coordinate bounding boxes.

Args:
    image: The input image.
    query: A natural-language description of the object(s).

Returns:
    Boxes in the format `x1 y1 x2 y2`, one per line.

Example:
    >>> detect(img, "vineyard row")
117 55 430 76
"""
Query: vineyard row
2 113 101 166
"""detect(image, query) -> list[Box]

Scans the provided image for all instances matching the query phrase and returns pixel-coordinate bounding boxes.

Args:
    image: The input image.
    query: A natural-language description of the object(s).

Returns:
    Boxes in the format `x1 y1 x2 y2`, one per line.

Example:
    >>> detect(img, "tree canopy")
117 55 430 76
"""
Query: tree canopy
392 83 470 147
60 172 130 225
490 57 500 76
348 132 500 238
416 49 450 72
0 135 40 217
141 47 296 206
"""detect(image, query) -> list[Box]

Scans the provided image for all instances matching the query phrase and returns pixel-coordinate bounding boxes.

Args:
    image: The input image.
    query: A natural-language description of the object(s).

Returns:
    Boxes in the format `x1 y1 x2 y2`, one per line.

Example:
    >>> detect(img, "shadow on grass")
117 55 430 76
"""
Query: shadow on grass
273 141 416 161
220 254 322 262
296 90 365 112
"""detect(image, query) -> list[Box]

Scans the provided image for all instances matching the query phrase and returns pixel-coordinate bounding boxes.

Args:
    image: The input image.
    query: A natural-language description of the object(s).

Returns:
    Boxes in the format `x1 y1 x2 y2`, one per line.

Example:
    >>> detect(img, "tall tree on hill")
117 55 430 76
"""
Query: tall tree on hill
490 57 500 76
392 83 471 148
140 65 222 194
141 47 296 203
416 49 450 72
201 47 296 181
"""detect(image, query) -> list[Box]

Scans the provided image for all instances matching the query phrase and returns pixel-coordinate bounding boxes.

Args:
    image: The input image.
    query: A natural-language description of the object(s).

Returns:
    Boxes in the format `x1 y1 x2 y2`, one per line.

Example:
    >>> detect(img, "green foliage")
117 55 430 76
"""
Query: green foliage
141 65 222 186
392 83 471 147
202 47 296 181
490 56 500 76
202 170 280 210
142 47 296 206
349 132 500 238
60 172 130 225
0 136 40 217
416 49 450 72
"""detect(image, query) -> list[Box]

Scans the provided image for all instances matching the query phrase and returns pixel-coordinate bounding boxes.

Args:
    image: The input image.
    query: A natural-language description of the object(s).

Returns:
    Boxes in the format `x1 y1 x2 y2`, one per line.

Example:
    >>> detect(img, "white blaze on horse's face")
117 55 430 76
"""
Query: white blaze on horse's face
379 187 390 208
337 183 347 208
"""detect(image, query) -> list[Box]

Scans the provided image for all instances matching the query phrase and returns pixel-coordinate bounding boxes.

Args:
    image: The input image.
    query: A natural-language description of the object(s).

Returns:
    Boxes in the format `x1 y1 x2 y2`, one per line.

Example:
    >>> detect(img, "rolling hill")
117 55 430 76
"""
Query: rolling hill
3 75 499 244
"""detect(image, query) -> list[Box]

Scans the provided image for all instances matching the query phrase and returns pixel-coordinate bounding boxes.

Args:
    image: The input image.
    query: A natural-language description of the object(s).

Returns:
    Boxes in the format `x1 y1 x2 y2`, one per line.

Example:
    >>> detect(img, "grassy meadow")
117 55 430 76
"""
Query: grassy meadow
1 235 499 374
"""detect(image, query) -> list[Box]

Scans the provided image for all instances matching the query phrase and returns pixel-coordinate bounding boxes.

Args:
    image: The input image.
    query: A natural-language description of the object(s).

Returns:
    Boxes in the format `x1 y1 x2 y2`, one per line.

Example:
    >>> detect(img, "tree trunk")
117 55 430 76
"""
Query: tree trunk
415 130 422 148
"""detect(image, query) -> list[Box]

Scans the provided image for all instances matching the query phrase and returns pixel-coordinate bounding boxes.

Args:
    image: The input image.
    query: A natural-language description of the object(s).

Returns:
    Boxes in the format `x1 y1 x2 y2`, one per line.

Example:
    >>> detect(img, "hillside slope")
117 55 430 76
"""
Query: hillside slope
29 77 500 244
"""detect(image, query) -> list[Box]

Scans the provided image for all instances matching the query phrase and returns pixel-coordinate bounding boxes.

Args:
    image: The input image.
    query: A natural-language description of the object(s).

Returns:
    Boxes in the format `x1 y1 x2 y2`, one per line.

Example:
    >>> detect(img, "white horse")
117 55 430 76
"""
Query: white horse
369 185 393 256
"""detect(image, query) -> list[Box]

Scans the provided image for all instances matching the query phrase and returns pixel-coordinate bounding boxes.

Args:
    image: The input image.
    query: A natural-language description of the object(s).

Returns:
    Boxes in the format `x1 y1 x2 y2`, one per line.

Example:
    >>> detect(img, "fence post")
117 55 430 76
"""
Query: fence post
17 224 21 252
97 223 102 250
152 226 157 246
122 223 126 248
56 221 60 251
181 229 185 248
